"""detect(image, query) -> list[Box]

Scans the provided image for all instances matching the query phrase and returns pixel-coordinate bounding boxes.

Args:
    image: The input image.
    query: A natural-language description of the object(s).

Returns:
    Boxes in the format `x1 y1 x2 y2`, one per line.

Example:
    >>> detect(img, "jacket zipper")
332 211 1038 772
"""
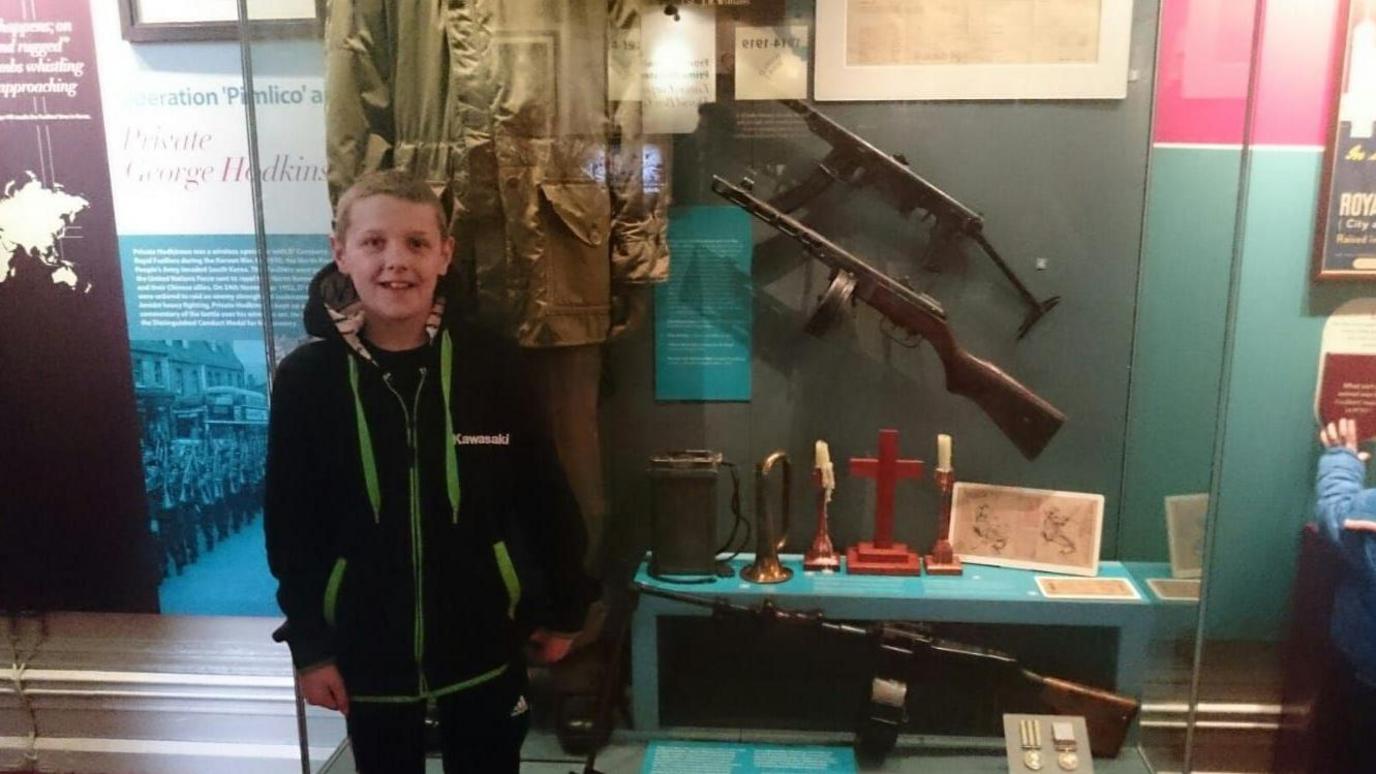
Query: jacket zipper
382 368 430 696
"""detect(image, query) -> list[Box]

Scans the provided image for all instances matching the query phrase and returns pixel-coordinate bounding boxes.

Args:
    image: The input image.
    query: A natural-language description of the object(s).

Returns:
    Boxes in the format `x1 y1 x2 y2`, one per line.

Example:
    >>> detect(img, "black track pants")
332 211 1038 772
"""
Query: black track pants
346 666 530 774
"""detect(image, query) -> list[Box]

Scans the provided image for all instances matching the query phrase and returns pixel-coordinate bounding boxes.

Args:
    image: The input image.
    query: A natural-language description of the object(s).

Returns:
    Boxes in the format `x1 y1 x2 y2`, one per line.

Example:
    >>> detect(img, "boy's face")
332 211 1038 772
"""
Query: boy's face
331 194 453 336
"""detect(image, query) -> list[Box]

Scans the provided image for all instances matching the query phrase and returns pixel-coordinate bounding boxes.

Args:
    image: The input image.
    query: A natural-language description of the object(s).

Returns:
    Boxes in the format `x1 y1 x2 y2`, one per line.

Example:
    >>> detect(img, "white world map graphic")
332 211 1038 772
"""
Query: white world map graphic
0 172 92 293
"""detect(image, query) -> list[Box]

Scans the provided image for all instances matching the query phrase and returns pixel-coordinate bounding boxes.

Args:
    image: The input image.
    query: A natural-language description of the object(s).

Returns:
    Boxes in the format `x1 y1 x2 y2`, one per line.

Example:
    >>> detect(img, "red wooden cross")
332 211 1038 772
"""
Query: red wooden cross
849 429 924 548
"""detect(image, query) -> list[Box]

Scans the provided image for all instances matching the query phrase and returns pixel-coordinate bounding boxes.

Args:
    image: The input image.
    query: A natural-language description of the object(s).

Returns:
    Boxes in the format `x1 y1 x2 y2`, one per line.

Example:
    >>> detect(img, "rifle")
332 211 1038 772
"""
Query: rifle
711 175 1064 460
635 584 1139 764
774 99 1059 339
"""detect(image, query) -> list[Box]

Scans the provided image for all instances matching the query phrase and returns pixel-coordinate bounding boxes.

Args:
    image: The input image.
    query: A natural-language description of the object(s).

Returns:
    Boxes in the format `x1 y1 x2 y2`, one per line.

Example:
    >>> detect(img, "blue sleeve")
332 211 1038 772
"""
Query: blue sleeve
1315 447 1376 579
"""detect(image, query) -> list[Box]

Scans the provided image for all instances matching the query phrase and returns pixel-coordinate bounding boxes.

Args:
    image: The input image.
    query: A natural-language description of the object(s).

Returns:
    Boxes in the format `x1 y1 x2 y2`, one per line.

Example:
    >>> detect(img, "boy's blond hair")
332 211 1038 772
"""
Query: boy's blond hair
333 170 447 241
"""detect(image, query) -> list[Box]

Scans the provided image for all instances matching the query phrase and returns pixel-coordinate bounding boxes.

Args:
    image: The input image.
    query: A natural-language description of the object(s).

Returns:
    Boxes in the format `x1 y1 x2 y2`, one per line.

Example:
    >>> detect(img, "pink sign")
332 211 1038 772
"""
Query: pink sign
1154 0 1343 147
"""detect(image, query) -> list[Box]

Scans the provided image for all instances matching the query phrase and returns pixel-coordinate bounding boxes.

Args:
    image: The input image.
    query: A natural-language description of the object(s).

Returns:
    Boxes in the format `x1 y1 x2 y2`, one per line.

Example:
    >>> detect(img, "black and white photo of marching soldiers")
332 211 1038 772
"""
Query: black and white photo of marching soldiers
127 340 274 613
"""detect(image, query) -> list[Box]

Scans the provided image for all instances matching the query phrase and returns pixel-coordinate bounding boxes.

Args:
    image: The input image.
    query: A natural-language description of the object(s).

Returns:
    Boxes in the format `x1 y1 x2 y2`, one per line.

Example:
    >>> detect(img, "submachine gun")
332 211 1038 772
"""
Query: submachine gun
711 175 1064 460
635 584 1139 766
773 99 1060 339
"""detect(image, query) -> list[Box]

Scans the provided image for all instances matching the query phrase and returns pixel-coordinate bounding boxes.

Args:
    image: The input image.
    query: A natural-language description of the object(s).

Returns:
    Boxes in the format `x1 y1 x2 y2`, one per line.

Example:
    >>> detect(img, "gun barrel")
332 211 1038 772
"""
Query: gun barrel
710 176 945 321
780 99 983 229
634 582 869 637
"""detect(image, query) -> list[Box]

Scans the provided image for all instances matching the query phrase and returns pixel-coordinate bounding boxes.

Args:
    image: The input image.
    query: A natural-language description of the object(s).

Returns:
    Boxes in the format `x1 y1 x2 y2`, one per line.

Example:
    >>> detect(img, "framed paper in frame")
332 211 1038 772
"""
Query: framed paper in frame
1165 493 1208 579
1315 0 1376 280
813 0 1134 101
949 483 1104 577
119 0 322 42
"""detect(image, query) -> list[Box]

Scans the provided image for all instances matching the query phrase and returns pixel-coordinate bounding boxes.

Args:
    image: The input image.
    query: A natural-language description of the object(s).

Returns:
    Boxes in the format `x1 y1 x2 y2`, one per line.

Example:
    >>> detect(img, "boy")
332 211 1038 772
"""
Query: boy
1314 417 1376 770
265 169 592 773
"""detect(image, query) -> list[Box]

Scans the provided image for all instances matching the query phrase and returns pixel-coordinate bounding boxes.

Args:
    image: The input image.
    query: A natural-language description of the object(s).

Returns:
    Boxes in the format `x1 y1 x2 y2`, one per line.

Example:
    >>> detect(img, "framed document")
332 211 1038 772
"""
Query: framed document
814 0 1134 101
949 483 1104 577
1316 0 1376 280
119 0 322 43
1165 493 1208 579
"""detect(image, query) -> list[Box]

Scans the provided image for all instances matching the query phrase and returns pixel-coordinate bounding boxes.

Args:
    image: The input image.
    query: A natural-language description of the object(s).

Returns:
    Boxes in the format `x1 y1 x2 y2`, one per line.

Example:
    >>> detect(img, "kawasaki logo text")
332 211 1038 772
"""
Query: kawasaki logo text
454 433 511 446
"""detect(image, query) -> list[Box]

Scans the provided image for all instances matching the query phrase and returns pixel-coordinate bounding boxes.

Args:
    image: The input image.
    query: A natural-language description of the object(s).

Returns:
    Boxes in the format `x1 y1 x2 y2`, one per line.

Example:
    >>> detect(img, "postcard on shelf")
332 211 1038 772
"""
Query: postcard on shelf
1036 576 1141 601
1147 578 1201 602
949 482 1104 576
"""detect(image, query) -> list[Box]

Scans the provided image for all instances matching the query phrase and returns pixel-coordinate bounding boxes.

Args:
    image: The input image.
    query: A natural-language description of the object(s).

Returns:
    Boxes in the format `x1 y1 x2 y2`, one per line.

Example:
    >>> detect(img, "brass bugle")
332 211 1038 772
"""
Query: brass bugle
741 450 792 584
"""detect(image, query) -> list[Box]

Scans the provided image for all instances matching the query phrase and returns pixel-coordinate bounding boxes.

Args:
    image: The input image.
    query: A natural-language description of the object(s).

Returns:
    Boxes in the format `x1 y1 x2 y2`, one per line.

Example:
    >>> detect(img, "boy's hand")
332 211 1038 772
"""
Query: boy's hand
298 663 350 716
527 628 575 664
1344 519 1376 534
1320 418 1371 461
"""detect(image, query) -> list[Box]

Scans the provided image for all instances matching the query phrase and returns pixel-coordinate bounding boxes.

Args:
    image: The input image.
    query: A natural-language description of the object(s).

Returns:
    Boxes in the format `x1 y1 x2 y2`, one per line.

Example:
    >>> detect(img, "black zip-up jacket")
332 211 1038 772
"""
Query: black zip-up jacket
265 305 592 701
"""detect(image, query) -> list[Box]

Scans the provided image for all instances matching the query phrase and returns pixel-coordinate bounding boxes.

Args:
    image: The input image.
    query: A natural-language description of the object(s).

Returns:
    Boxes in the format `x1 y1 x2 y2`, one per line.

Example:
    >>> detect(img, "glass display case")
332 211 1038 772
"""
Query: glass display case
4 0 1366 772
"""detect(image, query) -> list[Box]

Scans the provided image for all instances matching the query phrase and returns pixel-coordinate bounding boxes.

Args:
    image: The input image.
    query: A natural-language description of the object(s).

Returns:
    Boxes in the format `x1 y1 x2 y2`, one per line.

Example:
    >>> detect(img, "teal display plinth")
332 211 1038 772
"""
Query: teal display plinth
631 554 1156 734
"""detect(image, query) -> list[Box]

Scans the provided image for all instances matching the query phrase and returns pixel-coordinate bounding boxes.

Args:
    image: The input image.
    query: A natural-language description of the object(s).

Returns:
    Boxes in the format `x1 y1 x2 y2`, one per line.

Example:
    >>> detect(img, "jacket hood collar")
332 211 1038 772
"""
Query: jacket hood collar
304 262 445 366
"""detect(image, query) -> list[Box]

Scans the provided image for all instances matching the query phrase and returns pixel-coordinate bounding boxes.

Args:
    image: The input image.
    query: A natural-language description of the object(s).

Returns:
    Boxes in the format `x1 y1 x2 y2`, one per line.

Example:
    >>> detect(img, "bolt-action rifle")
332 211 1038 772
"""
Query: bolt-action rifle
774 99 1060 339
711 175 1064 459
635 584 1139 765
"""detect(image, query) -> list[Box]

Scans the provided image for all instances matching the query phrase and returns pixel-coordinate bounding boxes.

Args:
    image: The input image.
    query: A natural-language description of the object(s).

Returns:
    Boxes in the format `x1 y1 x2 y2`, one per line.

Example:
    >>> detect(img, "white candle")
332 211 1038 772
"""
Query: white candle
816 439 836 492
937 433 952 470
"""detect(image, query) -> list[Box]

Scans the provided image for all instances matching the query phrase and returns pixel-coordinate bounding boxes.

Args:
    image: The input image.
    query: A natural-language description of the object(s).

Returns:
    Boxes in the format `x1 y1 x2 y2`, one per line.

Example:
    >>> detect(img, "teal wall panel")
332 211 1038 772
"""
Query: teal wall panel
1120 148 1243 562
1124 148 1343 640
1206 149 1327 639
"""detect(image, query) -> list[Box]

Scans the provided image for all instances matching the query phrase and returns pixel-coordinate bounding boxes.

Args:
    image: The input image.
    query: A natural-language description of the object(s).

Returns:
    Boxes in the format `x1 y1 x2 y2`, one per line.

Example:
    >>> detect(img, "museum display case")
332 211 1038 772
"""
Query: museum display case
4 0 1369 772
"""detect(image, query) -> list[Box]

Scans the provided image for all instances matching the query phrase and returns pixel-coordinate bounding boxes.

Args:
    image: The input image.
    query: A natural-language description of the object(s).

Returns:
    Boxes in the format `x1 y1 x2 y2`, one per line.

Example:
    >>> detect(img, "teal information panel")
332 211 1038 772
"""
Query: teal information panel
642 741 857 773
654 206 753 401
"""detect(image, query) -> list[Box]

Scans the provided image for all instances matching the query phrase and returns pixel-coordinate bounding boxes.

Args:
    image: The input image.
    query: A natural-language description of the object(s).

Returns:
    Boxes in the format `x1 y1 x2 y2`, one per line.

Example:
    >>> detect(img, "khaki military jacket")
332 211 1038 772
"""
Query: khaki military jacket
324 0 671 347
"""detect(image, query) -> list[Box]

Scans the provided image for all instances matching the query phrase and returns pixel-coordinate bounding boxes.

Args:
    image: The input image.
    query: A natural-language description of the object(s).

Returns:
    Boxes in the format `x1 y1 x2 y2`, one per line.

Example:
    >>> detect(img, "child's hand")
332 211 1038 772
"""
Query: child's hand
526 628 575 664
1344 519 1376 533
1320 418 1371 461
298 663 350 716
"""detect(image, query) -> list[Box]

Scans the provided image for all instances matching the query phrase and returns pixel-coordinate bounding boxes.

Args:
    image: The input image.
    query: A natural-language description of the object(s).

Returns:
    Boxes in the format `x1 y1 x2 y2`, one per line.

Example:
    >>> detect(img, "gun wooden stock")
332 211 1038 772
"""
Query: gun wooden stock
860 280 1064 459
1031 674 1140 758
711 175 1065 459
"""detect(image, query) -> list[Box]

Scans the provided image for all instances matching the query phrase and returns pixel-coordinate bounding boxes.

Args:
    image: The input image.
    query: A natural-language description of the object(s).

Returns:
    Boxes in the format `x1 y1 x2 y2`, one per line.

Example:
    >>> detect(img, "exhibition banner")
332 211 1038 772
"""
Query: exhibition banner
0 0 158 612
86 0 331 615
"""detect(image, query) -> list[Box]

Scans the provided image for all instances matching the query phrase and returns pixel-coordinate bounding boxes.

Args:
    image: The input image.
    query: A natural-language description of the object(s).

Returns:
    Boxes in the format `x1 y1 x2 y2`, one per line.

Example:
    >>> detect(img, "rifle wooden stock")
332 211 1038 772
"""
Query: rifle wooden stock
1031 673 1140 758
860 278 1064 459
711 175 1064 459
635 585 1140 759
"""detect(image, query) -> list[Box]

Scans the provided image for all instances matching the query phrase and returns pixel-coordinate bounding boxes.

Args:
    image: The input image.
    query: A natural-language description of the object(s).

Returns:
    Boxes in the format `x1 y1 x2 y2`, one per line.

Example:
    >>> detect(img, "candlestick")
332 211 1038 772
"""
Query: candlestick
926 433 961 575
805 439 841 571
